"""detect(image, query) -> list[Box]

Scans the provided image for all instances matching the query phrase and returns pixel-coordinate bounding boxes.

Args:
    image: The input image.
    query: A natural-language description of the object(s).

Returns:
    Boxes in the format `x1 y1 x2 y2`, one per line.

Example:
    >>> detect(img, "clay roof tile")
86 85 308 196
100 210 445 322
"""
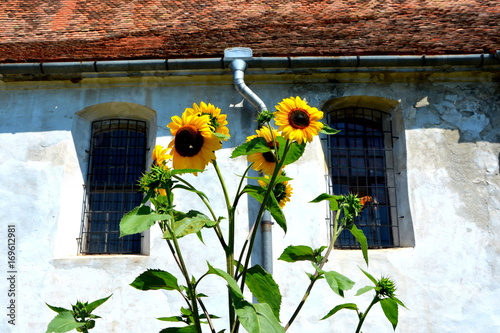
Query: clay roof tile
0 0 498 62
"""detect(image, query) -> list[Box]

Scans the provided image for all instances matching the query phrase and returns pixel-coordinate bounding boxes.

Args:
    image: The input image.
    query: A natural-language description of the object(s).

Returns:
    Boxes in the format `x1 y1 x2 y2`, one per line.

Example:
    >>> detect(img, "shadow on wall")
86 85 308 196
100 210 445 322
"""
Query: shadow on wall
72 102 158 181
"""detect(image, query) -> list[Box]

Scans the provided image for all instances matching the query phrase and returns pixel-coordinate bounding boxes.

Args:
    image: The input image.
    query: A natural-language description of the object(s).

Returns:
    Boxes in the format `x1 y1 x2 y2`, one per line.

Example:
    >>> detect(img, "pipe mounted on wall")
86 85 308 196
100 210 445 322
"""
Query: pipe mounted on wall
1 53 499 76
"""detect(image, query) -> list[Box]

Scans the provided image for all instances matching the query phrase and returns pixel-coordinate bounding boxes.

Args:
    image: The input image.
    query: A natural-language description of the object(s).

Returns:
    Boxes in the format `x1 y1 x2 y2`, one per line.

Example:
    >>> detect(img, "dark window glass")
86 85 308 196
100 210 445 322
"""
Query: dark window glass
327 108 399 248
79 119 147 254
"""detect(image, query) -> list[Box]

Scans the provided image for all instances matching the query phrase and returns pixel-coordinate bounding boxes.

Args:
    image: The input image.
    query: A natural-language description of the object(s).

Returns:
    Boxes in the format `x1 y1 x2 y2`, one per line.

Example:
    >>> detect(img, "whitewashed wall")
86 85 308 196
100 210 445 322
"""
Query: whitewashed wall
0 70 499 333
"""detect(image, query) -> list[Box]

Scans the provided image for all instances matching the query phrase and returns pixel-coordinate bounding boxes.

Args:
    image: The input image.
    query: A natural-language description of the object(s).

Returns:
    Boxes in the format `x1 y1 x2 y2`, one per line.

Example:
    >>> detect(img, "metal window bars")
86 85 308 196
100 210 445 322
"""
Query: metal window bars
77 119 147 254
325 108 400 248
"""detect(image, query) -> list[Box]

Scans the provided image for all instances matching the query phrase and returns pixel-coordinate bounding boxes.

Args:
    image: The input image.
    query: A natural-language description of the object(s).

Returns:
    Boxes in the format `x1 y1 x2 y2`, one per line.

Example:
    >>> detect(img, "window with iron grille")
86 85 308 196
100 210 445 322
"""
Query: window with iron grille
78 119 147 254
326 107 400 248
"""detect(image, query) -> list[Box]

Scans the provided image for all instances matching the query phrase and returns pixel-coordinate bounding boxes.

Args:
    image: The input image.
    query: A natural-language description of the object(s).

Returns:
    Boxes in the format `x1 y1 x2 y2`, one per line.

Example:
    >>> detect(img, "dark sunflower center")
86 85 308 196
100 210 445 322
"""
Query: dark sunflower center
175 126 204 157
273 182 287 202
288 109 310 129
263 141 278 163
263 152 276 163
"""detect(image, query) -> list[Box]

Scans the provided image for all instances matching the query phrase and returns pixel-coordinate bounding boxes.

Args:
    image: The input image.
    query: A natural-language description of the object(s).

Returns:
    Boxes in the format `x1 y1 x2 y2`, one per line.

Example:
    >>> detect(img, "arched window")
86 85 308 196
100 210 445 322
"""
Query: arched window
79 119 147 254
327 107 399 248
73 102 157 255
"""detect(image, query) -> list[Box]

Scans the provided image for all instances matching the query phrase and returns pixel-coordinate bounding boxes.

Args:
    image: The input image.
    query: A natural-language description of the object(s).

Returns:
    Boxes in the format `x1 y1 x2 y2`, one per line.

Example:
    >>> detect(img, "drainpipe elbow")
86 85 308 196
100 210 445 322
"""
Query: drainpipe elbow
229 59 267 112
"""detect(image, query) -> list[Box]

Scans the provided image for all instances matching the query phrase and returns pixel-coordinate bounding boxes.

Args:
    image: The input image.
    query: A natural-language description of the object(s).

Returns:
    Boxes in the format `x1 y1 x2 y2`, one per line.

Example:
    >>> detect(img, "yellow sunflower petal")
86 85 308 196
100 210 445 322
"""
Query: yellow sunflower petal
274 96 324 144
183 101 230 140
166 112 221 175
246 126 281 175
258 176 293 208
152 145 171 166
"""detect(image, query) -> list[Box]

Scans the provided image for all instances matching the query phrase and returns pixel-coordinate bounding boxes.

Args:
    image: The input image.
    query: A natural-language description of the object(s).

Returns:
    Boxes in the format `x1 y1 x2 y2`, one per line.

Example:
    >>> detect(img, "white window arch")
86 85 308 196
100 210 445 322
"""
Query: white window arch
322 96 414 248
74 102 157 254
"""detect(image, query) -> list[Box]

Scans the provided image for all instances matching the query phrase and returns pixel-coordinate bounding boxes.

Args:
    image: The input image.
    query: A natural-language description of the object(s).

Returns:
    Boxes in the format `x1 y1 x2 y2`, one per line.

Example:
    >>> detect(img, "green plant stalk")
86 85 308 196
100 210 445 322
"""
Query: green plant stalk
164 187 204 333
197 297 216 333
284 275 321 331
211 159 237 330
230 140 291 333
231 141 292 333
284 209 343 331
233 123 281 282
232 163 254 210
167 223 204 333
355 294 379 333
212 160 234 271
238 140 292 289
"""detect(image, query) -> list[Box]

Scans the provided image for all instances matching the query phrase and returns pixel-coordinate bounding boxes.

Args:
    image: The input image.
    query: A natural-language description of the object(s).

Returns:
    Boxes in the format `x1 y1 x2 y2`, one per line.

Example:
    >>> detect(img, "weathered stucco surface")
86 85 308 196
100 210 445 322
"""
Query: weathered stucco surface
0 70 499 332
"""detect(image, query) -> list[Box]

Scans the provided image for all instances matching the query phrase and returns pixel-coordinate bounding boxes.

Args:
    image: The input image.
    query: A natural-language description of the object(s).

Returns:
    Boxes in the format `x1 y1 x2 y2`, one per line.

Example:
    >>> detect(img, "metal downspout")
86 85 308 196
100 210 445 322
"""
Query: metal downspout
229 57 273 275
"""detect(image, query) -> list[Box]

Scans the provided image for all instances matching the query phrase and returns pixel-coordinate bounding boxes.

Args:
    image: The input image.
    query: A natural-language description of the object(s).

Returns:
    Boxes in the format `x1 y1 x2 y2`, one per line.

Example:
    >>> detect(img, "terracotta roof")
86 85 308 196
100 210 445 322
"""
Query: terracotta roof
0 0 499 63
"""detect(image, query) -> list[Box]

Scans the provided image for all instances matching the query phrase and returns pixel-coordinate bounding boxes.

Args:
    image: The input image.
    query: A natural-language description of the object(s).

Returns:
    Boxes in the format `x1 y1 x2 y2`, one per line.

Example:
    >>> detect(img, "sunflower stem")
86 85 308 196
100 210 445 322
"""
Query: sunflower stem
232 162 254 209
163 185 204 333
211 159 238 330
238 140 292 289
355 294 380 333
231 140 291 333
284 209 342 331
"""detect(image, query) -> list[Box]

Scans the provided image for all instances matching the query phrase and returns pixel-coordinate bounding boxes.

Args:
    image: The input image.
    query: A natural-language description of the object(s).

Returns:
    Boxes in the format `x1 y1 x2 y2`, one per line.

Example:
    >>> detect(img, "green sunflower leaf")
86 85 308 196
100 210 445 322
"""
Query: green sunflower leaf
320 123 340 135
359 267 378 285
45 303 71 314
157 316 185 322
213 132 230 141
119 205 171 237
244 185 286 233
355 285 376 296
380 297 399 330
245 265 282 320
236 302 284 333
310 193 342 211
45 311 85 333
86 294 112 314
393 296 408 309
200 313 220 319
350 225 369 265
265 191 287 233
321 303 358 320
130 269 180 291
243 184 266 203
169 168 204 175
278 245 316 263
206 263 244 300
322 271 355 297
276 137 306 166
231 137 270 158
163 210 213 240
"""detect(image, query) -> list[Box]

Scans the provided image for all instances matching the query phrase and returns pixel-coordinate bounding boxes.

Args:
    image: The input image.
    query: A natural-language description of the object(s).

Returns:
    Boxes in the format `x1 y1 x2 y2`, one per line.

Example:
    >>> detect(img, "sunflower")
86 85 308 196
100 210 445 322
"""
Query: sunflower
258 176 293 209
167 112 222 173
185 102 230 139
274 96 324 144
246 126 282 175
152 144 171 167
359 196 372 206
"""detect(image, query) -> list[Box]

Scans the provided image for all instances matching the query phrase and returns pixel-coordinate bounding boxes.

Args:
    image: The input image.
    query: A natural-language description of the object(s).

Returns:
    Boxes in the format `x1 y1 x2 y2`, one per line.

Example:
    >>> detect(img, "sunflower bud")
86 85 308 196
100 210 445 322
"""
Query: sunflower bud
377 277 397 298
257 110 274 124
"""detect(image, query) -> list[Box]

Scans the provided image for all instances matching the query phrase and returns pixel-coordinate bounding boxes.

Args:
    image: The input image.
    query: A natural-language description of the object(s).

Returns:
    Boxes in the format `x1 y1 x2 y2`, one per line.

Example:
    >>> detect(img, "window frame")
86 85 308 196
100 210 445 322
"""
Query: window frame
78 119 148 255
325 106 405 249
